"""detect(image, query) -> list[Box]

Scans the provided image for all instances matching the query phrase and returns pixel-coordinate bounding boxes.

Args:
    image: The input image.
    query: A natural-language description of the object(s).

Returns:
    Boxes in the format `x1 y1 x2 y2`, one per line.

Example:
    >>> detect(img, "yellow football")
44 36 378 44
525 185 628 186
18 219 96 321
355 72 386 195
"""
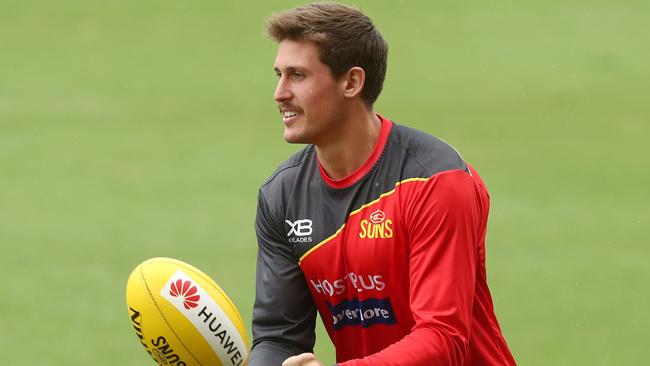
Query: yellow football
126 257 249 366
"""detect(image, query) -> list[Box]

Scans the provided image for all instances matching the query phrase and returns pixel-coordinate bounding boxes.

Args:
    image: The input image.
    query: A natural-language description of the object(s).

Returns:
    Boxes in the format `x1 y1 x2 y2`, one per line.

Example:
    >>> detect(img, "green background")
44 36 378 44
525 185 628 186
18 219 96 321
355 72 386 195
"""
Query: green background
1 0 648 364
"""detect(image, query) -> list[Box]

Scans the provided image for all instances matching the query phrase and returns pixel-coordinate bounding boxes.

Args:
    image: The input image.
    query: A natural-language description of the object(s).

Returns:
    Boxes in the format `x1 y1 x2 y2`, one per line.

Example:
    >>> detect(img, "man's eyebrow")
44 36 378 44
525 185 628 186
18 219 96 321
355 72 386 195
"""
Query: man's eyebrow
274 66 307 74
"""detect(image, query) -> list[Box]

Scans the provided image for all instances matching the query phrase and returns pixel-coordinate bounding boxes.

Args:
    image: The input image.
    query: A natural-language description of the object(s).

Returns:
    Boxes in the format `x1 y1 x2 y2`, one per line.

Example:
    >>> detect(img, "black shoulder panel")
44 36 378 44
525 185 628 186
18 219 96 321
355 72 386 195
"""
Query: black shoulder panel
387 123 467 177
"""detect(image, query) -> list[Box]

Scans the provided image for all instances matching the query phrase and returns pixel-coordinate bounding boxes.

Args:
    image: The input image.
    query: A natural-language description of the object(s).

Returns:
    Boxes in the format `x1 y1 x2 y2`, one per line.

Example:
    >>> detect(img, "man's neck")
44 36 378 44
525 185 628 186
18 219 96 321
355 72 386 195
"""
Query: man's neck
315 111 382 180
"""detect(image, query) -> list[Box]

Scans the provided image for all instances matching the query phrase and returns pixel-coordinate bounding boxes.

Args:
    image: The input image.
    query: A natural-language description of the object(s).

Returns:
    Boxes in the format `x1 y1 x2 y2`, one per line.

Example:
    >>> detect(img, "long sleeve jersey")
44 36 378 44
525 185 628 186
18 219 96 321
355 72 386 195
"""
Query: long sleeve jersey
249 116 516 366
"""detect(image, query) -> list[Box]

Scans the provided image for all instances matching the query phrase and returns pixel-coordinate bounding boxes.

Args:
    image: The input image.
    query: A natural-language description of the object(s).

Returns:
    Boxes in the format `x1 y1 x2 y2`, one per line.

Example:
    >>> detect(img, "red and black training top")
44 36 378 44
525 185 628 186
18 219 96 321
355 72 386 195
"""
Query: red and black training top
249 115 516 366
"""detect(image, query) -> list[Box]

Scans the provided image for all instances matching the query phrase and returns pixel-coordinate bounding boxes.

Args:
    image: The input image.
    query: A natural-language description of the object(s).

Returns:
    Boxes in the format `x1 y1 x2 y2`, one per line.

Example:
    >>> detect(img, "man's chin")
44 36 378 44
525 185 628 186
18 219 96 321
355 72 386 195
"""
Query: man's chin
283 137 307 144
283 130 309 144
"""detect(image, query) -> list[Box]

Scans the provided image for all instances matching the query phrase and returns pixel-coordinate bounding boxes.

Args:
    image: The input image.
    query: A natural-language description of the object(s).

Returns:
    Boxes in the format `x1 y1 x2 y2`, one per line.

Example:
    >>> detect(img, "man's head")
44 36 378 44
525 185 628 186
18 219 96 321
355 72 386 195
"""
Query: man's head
267 3 388 144
267 2 388 107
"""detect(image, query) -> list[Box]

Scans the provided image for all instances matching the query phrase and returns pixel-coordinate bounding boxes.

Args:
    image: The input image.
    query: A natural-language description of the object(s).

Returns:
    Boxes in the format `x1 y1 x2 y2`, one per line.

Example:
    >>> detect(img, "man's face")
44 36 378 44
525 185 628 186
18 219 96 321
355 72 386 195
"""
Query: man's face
273 39 344 144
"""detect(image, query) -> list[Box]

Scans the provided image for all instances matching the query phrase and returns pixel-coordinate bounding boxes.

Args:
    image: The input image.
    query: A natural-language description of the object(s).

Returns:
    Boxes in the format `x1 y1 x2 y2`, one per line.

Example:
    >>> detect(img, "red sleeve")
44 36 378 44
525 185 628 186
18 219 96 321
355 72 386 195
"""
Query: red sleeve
339 169 487 366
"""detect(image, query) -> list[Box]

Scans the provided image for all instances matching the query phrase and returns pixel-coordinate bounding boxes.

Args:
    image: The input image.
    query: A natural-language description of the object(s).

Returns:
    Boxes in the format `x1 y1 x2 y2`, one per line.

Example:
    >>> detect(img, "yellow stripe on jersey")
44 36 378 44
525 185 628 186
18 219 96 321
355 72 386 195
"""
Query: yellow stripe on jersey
348 177 429 217
299 224 346 264
298 177 430 264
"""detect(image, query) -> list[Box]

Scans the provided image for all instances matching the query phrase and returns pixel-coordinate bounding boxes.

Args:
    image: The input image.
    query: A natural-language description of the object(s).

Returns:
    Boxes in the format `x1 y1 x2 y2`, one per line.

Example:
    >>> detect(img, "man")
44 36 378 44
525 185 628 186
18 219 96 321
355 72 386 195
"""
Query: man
250 3 516 366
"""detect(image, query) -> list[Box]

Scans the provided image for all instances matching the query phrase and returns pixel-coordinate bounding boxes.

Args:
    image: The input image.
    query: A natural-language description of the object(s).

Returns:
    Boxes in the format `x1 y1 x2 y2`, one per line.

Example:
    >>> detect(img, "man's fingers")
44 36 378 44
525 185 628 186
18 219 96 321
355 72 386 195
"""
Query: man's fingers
282 353 318 366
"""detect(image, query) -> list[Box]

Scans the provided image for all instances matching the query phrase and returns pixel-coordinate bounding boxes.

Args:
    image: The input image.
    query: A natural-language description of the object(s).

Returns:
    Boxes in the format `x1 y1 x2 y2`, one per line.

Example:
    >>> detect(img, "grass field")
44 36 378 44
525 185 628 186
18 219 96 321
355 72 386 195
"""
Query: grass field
1 1 648 365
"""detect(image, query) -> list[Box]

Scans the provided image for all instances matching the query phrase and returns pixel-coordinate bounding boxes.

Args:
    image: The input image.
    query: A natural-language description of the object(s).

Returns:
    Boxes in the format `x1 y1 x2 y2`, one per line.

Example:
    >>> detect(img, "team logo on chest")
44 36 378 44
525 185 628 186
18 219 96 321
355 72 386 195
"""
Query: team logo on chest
359 210 393 239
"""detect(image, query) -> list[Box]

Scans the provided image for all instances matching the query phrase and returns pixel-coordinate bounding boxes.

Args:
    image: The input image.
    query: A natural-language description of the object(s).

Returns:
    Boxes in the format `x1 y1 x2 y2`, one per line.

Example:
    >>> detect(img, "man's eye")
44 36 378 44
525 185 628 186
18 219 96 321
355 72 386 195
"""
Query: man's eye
292 72 305 78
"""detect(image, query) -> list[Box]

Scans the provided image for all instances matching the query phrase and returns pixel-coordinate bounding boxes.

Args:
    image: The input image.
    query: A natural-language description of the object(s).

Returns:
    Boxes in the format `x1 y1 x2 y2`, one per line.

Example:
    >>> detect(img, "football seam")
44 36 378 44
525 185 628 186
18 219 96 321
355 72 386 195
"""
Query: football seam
140 263 205 366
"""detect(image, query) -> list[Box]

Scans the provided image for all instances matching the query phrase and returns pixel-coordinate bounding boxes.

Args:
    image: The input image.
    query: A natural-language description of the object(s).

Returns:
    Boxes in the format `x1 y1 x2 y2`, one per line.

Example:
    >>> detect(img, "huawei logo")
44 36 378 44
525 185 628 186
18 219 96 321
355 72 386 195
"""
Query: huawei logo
169 279 200 309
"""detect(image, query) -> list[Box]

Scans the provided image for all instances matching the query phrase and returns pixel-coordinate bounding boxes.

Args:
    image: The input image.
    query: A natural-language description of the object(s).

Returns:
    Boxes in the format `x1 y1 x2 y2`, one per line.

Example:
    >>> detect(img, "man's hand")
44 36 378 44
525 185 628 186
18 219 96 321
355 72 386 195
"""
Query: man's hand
282 353 326 366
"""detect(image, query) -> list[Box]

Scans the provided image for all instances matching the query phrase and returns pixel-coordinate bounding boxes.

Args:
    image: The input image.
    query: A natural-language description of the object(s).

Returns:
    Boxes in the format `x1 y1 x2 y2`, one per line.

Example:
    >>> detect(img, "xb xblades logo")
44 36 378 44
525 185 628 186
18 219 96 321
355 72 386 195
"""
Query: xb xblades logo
286 219 312 236
286 219 313 243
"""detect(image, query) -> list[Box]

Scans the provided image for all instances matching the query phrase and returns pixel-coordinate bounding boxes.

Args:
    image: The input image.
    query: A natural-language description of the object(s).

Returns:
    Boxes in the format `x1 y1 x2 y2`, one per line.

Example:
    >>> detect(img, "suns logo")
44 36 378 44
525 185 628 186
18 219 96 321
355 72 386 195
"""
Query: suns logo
360 210 393 239
369 210 385 224
169 279 200 310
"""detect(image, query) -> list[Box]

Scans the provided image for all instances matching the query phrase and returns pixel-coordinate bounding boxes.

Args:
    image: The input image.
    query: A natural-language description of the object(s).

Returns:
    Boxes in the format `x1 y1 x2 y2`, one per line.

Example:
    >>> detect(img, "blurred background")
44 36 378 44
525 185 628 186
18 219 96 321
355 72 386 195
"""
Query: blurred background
1 0 648 364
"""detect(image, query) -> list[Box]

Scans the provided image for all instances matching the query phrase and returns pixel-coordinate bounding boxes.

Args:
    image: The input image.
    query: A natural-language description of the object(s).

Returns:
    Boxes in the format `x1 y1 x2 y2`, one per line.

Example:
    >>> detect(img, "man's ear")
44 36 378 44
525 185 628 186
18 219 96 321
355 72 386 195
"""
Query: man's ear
341 67 366 99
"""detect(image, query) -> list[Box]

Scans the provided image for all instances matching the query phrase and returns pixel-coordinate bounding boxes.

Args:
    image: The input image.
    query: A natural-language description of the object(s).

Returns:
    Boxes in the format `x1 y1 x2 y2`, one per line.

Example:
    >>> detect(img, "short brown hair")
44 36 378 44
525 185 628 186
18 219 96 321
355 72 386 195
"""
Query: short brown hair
266 2 388 106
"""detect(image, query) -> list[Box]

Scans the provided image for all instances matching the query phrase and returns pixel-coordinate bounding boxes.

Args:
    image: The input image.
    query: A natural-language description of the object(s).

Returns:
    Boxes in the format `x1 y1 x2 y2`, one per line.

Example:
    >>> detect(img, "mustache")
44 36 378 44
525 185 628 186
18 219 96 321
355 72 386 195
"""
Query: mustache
277 103 303 113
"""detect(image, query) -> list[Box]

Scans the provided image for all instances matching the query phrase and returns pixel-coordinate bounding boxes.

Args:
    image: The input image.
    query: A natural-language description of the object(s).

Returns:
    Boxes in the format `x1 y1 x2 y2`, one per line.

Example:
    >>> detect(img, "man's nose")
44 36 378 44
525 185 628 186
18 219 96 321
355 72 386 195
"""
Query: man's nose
274 77 291 102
